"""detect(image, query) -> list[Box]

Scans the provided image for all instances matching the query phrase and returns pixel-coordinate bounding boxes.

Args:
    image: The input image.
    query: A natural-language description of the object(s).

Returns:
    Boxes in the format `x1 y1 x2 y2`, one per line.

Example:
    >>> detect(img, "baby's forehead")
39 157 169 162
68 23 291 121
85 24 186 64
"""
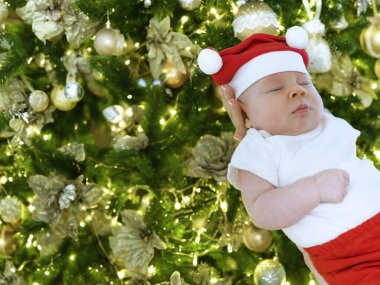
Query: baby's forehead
254 71 309 85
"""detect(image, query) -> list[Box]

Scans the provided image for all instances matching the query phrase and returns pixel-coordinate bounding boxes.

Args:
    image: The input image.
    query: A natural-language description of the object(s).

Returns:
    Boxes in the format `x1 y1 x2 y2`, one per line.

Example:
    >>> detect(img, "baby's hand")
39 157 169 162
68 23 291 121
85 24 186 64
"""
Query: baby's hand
313 169 350 203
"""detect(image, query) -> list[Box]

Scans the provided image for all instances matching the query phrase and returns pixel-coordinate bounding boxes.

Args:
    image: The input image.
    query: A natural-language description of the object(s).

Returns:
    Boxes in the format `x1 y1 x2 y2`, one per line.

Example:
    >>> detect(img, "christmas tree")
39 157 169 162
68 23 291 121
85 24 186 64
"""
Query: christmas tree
0 0 380 284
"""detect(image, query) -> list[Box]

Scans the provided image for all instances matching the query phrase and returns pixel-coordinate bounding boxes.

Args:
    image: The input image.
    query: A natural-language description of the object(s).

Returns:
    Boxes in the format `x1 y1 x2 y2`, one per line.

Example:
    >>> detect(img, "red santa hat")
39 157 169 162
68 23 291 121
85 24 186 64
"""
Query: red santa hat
197 26 309 98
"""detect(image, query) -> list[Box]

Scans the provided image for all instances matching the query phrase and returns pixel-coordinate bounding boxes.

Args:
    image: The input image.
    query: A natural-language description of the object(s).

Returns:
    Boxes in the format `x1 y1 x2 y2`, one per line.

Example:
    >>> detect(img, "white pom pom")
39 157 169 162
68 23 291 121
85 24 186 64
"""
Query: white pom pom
197 49 223 75
285 26 308 50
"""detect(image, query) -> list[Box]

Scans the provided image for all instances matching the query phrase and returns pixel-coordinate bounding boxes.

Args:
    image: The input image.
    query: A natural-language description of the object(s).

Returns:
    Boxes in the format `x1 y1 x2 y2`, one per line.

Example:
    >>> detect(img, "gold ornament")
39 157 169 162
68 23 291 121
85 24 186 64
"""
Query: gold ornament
94 24 126 56
51 85 77 111
0 226 17 256
375 59 380 79
29 90 49 112
146 16 197 80
360 14 380 58
254 259 286 285
243 224 272 252
313 54 378 108
162 61 189 88
233 1 278 41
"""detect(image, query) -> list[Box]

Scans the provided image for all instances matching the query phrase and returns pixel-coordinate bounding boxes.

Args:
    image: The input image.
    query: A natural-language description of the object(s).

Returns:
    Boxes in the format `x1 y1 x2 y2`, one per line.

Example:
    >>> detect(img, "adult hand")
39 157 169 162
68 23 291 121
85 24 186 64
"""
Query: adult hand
220 85 248 141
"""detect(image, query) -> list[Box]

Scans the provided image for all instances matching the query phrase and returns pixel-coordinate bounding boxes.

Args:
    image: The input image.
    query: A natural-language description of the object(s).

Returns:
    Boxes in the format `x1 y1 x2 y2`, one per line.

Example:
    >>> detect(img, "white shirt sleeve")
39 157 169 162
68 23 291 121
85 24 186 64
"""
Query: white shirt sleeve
227 130 279 190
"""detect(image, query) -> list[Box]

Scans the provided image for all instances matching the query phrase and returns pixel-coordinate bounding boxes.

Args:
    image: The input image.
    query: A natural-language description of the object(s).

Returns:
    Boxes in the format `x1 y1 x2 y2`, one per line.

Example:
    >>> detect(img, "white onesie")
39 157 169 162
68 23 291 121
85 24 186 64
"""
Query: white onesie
227 112 380 247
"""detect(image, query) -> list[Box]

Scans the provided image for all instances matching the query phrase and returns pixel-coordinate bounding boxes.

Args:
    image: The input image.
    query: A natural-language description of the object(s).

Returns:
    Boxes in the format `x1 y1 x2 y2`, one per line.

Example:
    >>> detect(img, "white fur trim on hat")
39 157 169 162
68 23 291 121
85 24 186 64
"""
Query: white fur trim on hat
197 48 223 75
286 26 309 49
230 51 309 98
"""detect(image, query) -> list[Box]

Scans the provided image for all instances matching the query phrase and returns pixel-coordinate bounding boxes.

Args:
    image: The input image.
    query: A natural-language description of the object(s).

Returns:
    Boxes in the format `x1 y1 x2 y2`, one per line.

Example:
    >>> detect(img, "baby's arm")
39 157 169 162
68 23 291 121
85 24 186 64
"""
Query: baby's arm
238 169 349 230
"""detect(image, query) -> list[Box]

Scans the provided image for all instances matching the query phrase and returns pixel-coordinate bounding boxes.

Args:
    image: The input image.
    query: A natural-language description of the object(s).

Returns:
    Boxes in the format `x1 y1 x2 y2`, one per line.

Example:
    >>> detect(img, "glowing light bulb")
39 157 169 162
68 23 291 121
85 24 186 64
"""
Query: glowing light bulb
170 109 177 115
220 201 228 212
181 16 189 24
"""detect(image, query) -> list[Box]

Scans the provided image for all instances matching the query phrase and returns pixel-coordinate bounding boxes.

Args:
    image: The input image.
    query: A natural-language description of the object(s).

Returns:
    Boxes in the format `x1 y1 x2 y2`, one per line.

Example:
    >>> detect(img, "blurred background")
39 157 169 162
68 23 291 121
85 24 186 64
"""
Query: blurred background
0 0 380 284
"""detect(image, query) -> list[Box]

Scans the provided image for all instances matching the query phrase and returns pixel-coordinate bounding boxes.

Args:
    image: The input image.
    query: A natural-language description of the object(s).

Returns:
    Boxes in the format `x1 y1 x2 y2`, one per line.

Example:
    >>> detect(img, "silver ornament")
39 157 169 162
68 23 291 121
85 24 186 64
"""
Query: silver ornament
29 90 49 112
93 27 125 56
144 0 152 8
102 105 124 123
179 0 201 11
64 82 84 102
254 259 286 285
59 184 77 209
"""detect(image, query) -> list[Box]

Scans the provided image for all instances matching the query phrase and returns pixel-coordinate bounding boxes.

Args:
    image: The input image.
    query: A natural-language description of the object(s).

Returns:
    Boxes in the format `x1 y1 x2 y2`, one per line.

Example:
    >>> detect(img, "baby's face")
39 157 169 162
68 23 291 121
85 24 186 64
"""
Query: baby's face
238 71 324 136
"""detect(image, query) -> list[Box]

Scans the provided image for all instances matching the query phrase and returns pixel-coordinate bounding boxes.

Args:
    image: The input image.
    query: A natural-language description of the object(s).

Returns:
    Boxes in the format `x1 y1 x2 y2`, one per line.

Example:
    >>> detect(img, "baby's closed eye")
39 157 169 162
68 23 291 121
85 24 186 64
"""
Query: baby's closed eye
267 86 283 92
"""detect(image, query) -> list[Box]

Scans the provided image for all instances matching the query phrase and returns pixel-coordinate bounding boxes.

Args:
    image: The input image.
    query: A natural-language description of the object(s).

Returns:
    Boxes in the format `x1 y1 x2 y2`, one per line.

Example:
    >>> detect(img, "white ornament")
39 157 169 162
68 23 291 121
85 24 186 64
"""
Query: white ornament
144 0 152 8
64 82 84 102
302 0 332 73
285 26 308 50
197 49 223 75
94 26 126 56
102 105 124 123
179 0 201 11
29 90 49 112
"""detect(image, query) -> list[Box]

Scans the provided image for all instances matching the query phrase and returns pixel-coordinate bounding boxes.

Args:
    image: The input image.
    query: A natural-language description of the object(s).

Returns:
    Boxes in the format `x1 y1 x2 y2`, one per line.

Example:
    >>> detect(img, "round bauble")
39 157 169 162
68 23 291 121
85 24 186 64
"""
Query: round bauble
243 224 272 252
162 61 189 88
233 1 278 41
254 259 286 285
64 82 84 102
375 59 380 79
0 226 17 256
94 27 125 56
360 17 380 58
29 90 49 112
179 0 201 11
51 85 77 111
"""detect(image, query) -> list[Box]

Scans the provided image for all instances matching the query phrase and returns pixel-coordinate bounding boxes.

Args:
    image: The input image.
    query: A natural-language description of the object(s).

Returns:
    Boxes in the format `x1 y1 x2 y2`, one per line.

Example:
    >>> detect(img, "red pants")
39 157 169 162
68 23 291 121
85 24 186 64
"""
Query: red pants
304 213 380 285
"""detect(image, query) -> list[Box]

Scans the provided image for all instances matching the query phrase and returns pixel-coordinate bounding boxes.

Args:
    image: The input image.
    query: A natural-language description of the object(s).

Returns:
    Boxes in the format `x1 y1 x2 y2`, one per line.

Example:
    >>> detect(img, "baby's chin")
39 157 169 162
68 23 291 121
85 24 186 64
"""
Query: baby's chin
270 123 321 136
